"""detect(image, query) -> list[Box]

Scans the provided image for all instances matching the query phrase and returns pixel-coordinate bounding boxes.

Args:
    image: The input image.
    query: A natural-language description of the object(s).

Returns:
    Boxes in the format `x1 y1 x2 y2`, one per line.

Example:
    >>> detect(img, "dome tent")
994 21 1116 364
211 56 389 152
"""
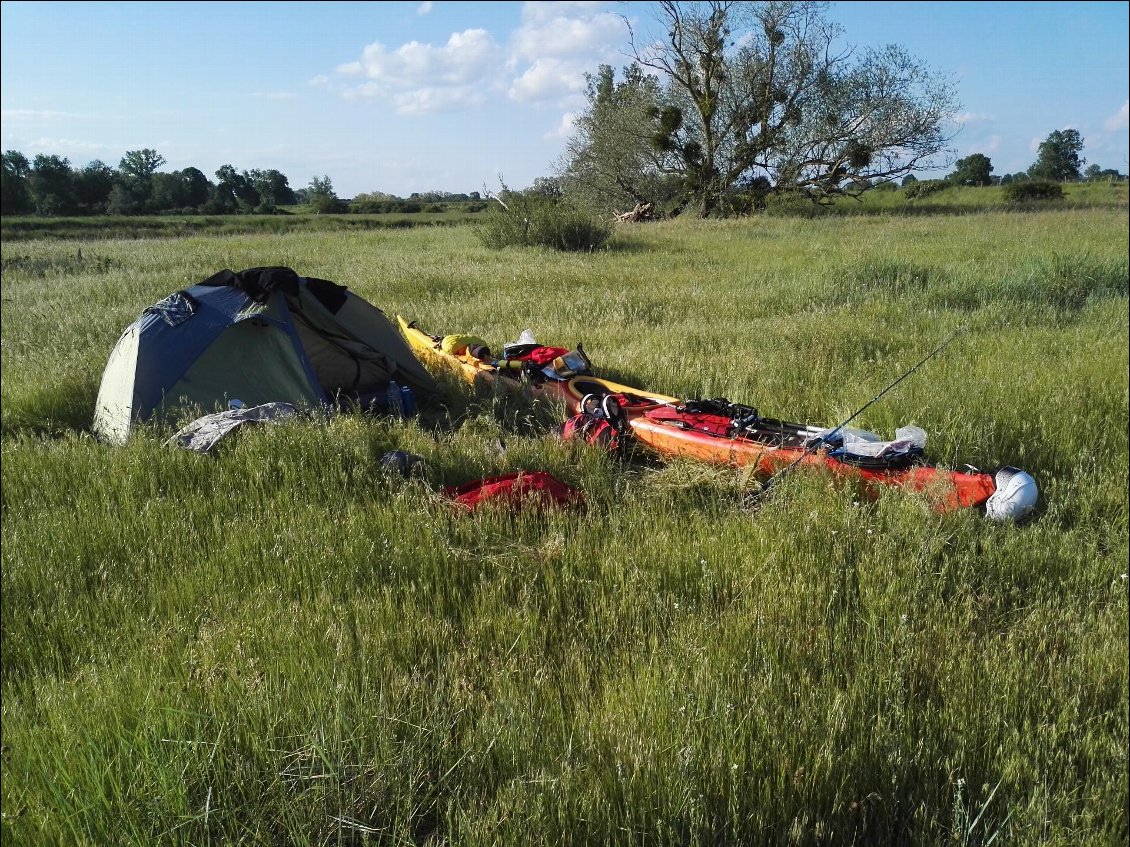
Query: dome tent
93 266 440 444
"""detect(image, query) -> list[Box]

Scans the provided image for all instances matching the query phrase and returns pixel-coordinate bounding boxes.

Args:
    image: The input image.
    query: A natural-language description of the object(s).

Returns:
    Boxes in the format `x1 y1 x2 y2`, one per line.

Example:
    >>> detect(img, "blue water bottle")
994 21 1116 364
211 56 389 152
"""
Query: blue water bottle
386 380 404 417
400 384 416 417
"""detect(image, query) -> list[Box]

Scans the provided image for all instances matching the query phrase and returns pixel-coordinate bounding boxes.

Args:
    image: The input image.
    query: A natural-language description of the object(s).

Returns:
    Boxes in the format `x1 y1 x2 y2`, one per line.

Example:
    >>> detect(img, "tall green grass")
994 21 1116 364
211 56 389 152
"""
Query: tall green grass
2 207 1127 845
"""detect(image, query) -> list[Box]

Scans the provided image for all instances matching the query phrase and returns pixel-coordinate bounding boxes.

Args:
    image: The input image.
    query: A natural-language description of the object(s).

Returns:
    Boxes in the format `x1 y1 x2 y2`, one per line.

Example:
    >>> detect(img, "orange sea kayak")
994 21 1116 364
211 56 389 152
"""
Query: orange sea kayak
397 317 1038 521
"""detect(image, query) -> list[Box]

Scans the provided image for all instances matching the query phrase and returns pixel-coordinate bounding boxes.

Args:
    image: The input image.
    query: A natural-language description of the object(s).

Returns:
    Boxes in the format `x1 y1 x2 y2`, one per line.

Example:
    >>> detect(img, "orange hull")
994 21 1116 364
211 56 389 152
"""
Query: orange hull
625 415 996 511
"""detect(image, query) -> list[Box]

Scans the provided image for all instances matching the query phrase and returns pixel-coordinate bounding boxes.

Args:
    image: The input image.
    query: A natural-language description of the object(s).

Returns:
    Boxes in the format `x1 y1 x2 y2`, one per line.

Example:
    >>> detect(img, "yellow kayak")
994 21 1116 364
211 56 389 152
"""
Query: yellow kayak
395 316 677 411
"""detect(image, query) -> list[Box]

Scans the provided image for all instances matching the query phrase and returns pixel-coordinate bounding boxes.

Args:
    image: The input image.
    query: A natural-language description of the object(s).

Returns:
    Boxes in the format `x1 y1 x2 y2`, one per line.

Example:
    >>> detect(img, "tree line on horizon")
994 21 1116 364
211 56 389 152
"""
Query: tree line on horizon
0 148 490 218
2 2 1126 221
4 125 1117 221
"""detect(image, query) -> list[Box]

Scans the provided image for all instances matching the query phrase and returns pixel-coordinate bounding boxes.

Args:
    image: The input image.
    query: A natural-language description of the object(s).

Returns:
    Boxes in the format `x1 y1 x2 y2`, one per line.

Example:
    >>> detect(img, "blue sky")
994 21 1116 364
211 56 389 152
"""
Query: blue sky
2 1 1127 198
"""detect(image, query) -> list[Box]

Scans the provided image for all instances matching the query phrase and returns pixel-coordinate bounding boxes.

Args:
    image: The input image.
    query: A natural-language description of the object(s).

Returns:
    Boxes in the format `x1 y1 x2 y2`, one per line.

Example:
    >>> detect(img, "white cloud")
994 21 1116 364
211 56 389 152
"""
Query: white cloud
508 57 589 103
545 111 579 139
1 109 77 121
337 29 501 113
330 3 625 114
952 112 992 127
505 2 625 108
26 137 113 155
512 2 625 61
520 1 607 26
308 74 331 87
969 134 1002 155
342 82 385 101
393 86 487 116
1104 100 1129 132
417 1 433 15
354 29 498 88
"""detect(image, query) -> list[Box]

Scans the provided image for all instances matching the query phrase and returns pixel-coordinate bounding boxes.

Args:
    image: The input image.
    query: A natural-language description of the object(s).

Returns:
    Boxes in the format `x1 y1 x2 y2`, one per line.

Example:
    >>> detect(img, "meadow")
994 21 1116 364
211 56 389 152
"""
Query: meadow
1 199 1127 845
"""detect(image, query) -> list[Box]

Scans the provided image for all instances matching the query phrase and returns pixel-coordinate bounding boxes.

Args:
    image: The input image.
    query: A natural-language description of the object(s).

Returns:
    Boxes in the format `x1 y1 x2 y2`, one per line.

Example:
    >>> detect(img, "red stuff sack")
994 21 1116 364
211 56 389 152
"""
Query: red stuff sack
443 471 585 512
556 393 631 456
522 346 570 365
560 413 622 452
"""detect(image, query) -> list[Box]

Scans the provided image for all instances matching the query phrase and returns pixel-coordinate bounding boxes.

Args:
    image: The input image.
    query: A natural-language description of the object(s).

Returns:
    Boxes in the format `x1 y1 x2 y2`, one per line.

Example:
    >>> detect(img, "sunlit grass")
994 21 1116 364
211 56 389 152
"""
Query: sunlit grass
2 207 1126 845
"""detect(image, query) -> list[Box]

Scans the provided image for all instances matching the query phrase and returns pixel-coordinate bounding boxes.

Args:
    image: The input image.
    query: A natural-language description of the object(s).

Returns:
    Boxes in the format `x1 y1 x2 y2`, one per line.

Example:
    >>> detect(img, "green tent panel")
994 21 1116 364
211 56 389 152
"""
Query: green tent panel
93 266 441 444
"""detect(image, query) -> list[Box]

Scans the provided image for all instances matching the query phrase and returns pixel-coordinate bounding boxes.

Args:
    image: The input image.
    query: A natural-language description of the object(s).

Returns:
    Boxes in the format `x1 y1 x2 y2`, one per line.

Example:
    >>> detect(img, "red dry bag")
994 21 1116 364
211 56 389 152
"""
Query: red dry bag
443 471 585 512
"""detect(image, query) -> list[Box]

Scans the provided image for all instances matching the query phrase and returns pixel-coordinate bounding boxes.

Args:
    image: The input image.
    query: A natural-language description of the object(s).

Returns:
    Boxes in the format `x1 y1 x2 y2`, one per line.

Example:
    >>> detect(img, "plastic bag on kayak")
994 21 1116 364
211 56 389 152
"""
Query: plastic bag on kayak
810 424 926 457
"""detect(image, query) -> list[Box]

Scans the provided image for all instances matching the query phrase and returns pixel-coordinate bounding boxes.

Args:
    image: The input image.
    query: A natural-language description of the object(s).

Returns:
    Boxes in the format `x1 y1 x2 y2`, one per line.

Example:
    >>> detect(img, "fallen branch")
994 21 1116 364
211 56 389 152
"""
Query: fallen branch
613 202 654 223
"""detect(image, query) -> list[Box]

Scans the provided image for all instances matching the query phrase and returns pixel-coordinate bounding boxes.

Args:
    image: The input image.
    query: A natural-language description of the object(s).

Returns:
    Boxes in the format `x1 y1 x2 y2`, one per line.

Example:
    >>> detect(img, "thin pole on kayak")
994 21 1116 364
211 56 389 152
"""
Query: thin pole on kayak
756 325 968 499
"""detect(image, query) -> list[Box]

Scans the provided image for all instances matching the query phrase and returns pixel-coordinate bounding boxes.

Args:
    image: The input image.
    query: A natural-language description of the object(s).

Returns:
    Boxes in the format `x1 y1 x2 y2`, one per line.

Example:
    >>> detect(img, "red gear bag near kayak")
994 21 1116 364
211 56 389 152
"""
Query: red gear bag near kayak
443 471 585 512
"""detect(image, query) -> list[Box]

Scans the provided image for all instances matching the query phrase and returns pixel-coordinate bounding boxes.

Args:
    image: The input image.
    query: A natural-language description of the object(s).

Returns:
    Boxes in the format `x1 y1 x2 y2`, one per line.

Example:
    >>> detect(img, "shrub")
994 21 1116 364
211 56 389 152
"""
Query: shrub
762 192 830 218
902 179 948 199
1003 180 1064 203
474 191 611 251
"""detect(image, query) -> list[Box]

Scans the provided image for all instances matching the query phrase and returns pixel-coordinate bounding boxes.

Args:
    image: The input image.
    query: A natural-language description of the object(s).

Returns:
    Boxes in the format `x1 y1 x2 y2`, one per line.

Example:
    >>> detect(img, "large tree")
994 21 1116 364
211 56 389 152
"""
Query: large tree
118 148 166 208
557 64 682 216
592 0 958 216
29 154 78 215
1028 129 1085 182
306 175 338 214
178 167 213 209
151 169 214 212
213 164 260 212
1 150 33 215
245 168 296 210
947 153 993 187
74 160 116 213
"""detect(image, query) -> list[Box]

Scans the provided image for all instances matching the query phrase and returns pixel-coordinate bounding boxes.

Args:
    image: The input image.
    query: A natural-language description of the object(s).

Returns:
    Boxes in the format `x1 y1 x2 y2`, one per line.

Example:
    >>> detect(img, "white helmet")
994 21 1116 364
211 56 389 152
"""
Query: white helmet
984 467 1039 521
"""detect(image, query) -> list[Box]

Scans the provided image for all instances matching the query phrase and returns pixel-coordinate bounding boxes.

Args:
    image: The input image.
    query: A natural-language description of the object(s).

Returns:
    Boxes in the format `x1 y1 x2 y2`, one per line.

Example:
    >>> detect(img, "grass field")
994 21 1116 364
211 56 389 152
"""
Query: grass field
2 203 1127 845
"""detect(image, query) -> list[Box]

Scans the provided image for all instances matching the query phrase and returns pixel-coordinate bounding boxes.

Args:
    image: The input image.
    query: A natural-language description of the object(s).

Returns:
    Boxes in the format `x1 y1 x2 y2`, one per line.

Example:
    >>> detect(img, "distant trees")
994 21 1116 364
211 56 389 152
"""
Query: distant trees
349 189 487 214
307 175 339 214
1083 163 1123 182
149 168 212 213
0 146 317 217
105 148 168 213
1028 129 1085 182
119 149 165 194
561 0 959 217
178 167 213 208
1 151 33 214
947 153 993 186
212 165 261 213
29 154 79 215
74 160 116 213
246 169 297 210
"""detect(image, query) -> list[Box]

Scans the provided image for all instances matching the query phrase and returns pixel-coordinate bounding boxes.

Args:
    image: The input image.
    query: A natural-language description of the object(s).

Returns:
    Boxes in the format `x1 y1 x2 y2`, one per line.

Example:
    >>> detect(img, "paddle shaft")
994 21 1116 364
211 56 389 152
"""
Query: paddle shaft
760 325 968 492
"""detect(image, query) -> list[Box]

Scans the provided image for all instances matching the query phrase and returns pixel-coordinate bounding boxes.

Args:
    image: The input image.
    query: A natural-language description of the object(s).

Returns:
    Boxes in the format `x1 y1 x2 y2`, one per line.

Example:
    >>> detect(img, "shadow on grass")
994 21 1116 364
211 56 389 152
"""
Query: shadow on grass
1 374 100 439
